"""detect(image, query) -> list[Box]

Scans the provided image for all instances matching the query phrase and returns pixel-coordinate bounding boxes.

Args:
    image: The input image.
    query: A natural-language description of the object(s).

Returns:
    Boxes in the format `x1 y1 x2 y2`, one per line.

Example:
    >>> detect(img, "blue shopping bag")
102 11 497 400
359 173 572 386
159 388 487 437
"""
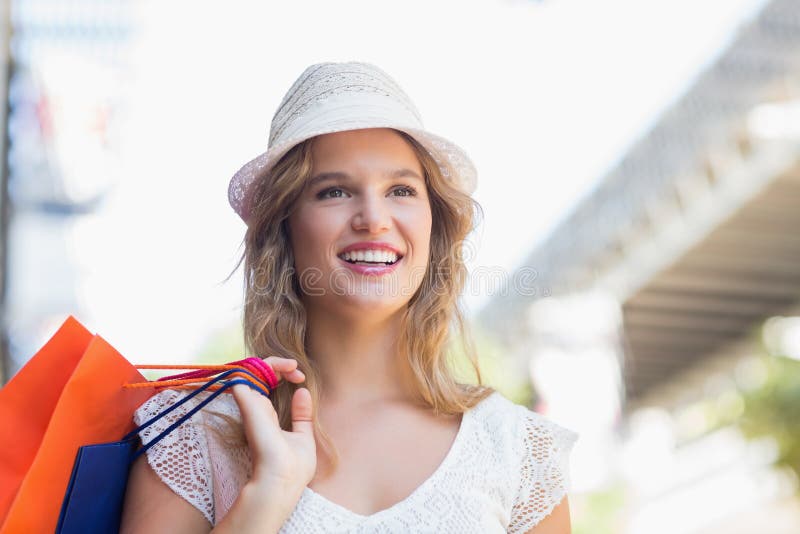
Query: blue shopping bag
55 368 269 534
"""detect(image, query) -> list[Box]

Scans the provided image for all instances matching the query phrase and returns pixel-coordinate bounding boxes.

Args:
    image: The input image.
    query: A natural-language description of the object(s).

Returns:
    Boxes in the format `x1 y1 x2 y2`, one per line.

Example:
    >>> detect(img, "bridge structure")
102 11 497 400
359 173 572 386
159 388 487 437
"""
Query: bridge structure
479 0 800 410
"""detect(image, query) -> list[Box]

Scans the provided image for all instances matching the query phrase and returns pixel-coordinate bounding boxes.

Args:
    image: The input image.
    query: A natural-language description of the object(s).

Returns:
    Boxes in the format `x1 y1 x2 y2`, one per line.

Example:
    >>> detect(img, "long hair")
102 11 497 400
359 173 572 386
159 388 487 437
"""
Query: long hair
228 129 492 468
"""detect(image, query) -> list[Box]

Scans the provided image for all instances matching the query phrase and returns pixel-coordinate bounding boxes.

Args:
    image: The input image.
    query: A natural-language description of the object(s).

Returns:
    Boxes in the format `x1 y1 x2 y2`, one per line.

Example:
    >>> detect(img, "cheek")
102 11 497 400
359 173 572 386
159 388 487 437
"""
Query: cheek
401 205 433 266
288 209 338 268
417 207 433 251
287 213 311 269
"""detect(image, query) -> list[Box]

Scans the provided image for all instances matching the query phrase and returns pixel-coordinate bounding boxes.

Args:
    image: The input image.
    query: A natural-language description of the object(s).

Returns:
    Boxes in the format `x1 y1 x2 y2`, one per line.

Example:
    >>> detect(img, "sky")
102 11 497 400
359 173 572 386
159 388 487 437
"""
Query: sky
56 0 769 363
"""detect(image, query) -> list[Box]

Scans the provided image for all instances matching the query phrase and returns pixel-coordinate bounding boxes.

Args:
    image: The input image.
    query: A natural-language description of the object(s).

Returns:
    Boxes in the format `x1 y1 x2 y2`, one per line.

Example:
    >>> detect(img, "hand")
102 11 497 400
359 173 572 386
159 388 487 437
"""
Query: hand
256 356 307 387
231 357 316 502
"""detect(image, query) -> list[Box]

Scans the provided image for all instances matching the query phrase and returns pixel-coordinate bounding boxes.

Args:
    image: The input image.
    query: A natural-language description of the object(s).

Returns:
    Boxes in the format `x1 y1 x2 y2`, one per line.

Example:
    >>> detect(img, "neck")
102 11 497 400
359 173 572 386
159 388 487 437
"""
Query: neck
304 304 419 406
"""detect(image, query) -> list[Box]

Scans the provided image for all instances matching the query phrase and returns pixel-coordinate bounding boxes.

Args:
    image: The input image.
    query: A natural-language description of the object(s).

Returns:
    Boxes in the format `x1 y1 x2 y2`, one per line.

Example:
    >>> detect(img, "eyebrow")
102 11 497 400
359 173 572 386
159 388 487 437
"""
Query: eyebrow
307 169 424 188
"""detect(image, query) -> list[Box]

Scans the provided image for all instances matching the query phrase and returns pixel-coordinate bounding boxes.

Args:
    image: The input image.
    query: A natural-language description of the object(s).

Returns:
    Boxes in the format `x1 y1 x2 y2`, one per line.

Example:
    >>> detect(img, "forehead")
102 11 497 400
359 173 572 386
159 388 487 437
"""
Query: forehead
306 168 425 190
309 128 423 172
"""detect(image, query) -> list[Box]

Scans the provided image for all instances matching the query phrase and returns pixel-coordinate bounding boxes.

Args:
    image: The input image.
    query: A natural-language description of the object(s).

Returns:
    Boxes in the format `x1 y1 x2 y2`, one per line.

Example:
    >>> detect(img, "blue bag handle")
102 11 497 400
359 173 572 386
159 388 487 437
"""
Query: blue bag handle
126 367 268 440
126 367 271 462
56 368 274 534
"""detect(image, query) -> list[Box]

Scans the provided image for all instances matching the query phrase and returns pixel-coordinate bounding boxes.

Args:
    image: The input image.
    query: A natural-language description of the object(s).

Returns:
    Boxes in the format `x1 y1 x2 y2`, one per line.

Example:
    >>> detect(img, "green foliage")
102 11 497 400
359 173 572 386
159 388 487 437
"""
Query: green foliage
572 483 626 534
195 321 247 365
186 322 251 365
449 325 537 407
137 323 246 381
737 354 800 485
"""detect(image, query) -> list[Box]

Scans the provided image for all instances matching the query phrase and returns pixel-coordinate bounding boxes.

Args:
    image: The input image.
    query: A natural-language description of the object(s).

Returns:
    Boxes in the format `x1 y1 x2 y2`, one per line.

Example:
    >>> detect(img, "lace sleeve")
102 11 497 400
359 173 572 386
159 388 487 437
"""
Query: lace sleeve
507 408 579 533
133 389 215 525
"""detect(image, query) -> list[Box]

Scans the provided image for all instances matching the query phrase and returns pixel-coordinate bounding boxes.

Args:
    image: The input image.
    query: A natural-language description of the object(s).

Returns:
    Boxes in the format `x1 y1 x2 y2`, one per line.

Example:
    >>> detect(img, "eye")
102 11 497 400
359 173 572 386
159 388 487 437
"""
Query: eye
316 185 418 199
392 185 418 197
317 187 347 199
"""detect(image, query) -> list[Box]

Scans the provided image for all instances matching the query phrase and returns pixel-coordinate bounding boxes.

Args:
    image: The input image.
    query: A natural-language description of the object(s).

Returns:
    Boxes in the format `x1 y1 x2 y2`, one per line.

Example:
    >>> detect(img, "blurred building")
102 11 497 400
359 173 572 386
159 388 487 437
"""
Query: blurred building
480 0 800 532
0 1 10 385
1 0 134 380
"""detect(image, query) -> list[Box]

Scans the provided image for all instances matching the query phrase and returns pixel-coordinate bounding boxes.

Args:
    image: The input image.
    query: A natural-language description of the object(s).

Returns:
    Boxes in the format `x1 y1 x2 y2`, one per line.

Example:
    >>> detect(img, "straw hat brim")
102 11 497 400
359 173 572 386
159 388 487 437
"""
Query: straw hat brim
227 123 477 223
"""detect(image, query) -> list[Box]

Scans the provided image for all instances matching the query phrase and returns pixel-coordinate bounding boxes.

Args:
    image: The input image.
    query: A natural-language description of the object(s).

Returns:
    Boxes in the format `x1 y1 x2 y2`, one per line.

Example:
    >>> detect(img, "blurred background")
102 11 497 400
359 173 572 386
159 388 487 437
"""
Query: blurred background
1 0 799 532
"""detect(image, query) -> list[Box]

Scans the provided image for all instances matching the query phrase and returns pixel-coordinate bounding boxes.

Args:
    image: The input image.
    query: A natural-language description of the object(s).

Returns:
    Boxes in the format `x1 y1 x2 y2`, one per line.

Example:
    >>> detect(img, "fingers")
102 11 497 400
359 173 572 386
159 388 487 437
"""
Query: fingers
291 387 314 437
231 382 315 485
232 383 281 450
263 356 306 384
232 382 313 437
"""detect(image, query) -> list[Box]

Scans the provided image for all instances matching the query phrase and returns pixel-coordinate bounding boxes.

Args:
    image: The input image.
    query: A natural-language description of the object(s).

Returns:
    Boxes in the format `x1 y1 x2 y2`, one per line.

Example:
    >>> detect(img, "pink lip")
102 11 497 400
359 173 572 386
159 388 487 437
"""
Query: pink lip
337 255 402 276
338 241 404 256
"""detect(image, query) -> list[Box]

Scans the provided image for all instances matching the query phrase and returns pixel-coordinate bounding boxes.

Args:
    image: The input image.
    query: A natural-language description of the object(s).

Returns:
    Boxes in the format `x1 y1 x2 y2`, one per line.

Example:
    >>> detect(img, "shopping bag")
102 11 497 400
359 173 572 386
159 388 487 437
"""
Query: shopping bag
0 316 94 519
0 315 275 534
0 317 155 534
56 369 270 534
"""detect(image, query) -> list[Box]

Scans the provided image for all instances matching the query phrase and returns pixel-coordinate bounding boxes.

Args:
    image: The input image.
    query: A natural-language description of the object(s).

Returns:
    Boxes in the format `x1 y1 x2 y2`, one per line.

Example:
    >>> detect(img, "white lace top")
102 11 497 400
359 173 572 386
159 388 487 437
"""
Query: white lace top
133 389 579 533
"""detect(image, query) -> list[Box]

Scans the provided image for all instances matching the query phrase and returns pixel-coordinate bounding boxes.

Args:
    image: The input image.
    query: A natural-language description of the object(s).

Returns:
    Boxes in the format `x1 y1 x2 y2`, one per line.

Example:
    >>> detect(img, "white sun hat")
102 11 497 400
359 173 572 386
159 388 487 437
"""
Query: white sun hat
227 61 478 223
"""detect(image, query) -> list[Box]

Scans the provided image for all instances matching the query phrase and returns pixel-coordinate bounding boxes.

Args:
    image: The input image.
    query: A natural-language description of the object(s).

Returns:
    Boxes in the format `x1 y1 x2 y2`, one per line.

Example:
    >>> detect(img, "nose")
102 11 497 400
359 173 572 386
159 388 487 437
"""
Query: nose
351 192 391 234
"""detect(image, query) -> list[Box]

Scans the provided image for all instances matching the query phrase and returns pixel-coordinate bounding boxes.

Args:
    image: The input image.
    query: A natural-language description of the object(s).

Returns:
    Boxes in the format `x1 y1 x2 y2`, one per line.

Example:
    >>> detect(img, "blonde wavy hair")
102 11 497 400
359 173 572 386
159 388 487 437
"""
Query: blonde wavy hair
225 129 492 468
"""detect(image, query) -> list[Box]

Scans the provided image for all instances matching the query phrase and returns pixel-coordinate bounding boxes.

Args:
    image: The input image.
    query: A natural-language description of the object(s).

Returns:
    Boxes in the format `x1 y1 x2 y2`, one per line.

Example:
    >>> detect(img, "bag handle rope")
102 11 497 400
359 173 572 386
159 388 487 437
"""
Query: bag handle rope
123 357 279 395
123 368 270 462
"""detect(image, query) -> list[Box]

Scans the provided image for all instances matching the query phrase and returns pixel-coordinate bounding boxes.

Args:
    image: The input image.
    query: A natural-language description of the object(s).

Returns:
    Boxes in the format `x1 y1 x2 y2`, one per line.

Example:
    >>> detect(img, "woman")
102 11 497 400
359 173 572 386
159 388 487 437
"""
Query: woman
121 62 578 533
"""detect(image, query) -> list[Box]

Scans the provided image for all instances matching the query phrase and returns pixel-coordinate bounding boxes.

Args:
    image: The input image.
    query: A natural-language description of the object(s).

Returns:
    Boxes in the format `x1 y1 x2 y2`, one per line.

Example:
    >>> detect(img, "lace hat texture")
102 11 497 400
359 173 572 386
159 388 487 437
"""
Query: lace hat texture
227 61 478 223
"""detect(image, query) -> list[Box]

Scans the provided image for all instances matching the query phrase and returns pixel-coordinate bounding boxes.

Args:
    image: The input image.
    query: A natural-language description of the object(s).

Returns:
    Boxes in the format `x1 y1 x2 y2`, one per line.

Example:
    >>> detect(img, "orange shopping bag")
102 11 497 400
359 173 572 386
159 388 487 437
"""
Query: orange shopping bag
0 316 93 519
0 316 155 534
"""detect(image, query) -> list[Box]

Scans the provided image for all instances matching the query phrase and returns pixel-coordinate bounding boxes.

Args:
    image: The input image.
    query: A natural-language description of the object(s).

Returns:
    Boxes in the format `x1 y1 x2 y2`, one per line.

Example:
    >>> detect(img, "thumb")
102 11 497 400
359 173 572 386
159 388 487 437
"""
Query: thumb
291 387 314 436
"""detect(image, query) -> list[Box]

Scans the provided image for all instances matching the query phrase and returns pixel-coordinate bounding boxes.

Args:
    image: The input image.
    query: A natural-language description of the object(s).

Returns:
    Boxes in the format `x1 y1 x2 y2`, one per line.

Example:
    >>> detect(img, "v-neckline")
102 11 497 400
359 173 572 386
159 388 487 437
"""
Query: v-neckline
302 400 478 521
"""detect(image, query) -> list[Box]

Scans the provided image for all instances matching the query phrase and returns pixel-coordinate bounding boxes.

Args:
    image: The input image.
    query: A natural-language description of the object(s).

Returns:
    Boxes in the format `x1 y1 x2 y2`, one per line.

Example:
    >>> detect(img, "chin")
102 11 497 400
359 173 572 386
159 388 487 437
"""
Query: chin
339 293 410 317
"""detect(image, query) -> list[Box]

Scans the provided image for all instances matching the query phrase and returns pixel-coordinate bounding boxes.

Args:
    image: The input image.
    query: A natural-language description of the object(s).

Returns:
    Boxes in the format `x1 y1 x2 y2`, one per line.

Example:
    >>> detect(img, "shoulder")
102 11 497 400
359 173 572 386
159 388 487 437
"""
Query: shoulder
455 391 578 532
475 393 577 533
134 388 192 423
474 391 579 476
133 388 242 430
461 391 578 482
132 389 245 526
514 400 580 463
469 391 578 453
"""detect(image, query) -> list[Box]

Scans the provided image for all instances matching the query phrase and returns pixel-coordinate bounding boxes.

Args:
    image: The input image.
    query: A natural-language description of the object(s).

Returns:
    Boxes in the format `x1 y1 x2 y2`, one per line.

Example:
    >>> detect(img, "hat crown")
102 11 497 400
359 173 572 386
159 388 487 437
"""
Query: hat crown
228 62 477 223
268 62 424 147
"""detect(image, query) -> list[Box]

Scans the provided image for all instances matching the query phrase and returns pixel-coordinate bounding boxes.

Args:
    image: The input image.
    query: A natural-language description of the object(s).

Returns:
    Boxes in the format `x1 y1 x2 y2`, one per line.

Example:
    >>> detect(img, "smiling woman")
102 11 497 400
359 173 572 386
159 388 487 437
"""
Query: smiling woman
119 62 578 534
287 129 433 314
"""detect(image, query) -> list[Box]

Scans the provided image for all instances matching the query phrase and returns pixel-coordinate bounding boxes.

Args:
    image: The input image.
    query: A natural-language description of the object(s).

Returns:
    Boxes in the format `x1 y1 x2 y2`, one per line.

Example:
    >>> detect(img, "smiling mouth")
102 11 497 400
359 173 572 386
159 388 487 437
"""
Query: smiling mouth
337 251 403 266
343 259 399 266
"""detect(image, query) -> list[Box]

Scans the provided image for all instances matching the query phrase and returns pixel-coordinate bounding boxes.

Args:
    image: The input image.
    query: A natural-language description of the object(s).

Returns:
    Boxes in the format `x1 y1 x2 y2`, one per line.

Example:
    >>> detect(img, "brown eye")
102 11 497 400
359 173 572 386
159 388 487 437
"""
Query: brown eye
392 186 417 197
317 187 346 199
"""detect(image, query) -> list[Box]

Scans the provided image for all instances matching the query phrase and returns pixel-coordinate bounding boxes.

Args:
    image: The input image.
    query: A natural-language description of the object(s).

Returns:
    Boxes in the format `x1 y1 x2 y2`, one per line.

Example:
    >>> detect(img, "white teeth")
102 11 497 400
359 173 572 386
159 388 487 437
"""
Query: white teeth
340 249 400 263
